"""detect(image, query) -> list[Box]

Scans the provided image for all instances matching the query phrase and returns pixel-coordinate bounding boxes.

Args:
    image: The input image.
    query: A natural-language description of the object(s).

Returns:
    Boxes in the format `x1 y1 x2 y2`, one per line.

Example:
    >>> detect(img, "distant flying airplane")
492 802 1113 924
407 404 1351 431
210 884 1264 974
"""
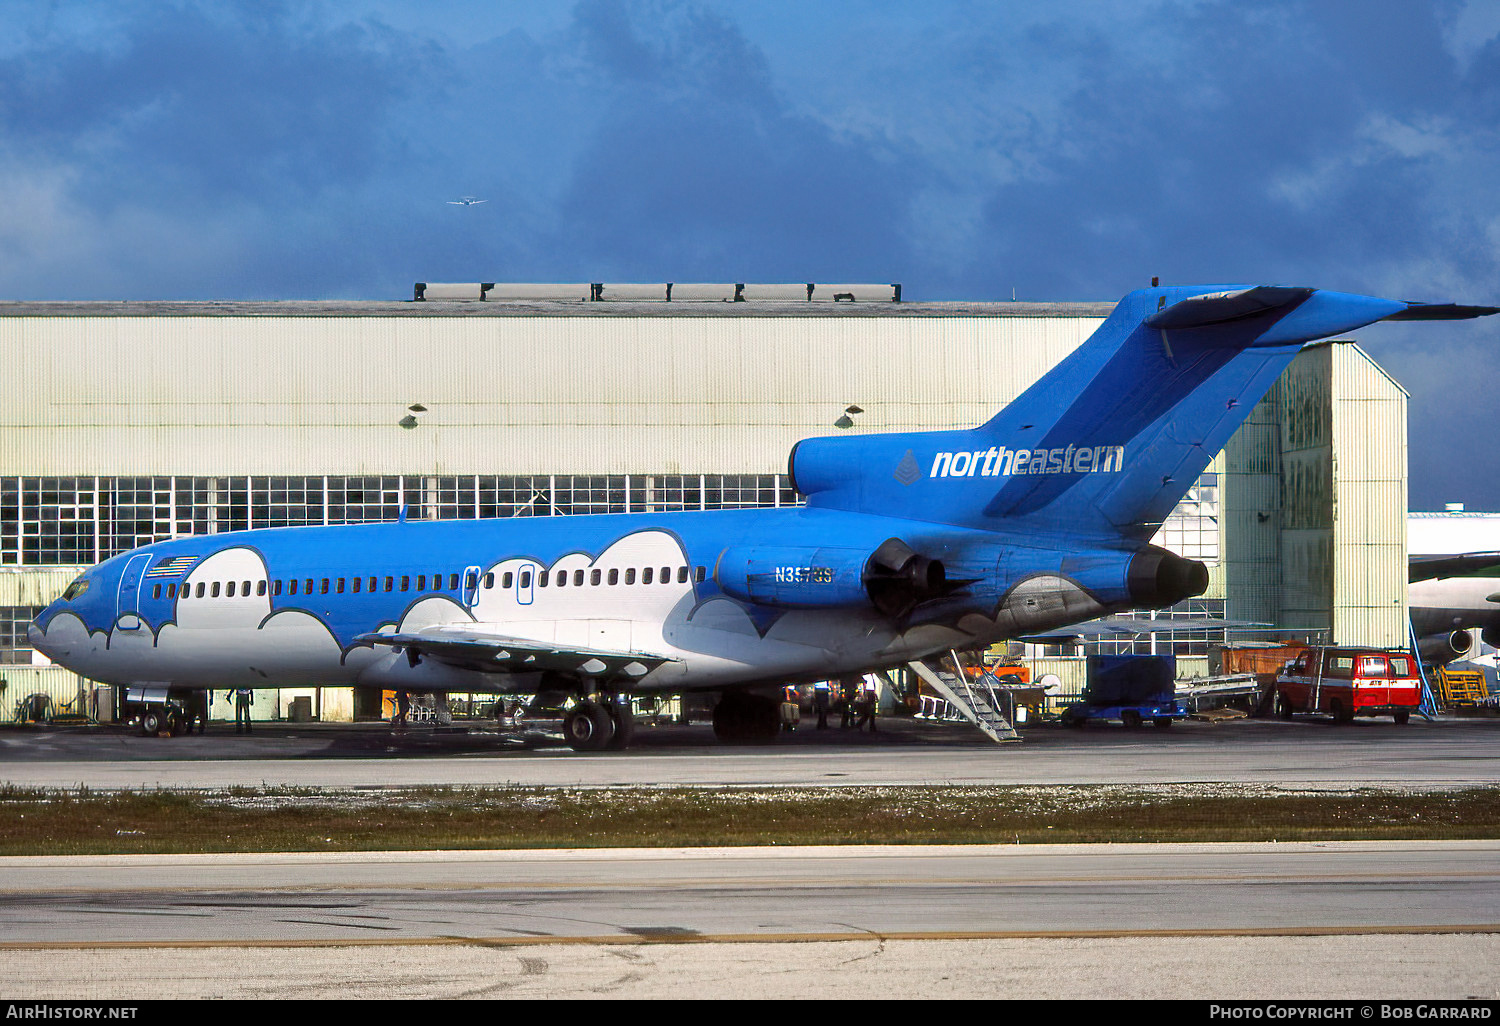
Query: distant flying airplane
447 196 486 206
29 285 1498 749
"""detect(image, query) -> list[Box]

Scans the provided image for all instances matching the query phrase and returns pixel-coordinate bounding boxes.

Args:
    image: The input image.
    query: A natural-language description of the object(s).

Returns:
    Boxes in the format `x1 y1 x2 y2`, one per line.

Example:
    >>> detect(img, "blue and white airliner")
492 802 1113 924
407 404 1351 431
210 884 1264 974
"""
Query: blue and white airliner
29 285 1497 749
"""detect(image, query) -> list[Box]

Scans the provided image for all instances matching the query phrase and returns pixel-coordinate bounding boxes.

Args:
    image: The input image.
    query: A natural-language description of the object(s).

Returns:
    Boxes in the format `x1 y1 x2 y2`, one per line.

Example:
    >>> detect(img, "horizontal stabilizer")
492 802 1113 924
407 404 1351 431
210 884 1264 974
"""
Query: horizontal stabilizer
1144 286 1313 330
1384 303 1500 321
1409 552 1500 583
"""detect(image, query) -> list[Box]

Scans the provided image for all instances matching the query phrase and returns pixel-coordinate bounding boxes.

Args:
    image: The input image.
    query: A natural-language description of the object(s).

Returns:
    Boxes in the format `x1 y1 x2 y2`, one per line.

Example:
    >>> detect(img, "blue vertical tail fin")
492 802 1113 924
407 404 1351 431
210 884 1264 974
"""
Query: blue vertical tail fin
789 284 1432 538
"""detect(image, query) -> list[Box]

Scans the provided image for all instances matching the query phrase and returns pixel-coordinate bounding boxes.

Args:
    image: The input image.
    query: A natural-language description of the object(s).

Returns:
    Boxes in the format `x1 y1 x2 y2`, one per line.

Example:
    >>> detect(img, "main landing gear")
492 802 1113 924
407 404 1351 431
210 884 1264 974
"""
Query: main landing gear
562 695 636 752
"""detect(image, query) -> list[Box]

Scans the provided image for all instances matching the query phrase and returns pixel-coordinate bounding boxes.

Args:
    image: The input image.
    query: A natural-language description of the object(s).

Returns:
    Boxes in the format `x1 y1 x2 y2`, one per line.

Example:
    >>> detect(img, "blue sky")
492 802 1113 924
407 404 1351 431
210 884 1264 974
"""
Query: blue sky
3 0 1498 509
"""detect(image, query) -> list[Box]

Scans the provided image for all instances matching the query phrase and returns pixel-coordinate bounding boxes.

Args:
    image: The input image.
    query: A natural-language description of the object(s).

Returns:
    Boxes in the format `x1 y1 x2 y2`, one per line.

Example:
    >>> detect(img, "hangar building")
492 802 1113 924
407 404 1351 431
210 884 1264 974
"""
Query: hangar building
0 284 1408 723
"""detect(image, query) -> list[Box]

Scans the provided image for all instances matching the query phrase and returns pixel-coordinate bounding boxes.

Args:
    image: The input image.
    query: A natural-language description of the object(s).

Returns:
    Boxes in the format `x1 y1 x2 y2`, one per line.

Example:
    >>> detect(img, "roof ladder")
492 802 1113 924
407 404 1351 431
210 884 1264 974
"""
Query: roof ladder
906 652 1021 744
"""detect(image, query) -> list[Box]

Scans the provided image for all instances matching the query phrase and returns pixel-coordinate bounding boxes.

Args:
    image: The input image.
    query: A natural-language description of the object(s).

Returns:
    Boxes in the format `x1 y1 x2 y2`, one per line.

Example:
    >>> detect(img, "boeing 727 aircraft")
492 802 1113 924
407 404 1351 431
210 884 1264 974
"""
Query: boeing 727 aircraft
29 285 1498 749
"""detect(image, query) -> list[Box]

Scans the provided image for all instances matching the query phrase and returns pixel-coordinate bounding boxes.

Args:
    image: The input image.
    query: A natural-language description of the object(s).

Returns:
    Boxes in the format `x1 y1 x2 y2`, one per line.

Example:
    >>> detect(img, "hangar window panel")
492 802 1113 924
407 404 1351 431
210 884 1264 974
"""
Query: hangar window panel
1 479 19 564
424 476 475 520
703 474 783 510
649 475 703 512
19 477 96 565
329 476 402 525
0 606 43 664
486 476 550 518
254 476 323 529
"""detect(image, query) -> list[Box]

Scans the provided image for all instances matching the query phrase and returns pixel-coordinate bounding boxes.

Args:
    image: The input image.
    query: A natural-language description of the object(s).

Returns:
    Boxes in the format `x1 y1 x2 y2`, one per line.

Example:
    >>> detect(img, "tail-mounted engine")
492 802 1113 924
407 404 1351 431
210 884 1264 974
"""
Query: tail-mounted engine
715 537 957 616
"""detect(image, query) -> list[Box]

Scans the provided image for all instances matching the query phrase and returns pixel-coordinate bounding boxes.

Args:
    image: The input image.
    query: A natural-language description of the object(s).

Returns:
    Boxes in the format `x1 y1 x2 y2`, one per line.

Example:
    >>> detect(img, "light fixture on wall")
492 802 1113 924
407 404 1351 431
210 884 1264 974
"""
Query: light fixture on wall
399 403 428 429
834 404 864 429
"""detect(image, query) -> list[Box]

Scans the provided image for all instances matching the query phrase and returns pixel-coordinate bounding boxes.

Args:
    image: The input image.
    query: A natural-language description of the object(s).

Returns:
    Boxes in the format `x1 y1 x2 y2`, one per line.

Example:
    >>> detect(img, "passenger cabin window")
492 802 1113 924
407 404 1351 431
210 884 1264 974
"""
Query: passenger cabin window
502 572 514 589
336 578 345 594
417 575 426 591
385 577 394 592
678 566 688 584
304 578 313 595
227 581 236 598
608 569 619 585
538 571 548 587
574 570 585 587
351 577 360 593
273 580 282 597
369 577 377 592
660 565 670 583
400 576 410 591
449 573 460 590
464 571 476 590
590 569 601 586
196 582 205 598
242 580 250 595
643 568 653 585
556 571 567 588
320 579 330 595
211 582 221 598
152 584 161 599
695 566 706 582
289 579 299 595
257 581 267 597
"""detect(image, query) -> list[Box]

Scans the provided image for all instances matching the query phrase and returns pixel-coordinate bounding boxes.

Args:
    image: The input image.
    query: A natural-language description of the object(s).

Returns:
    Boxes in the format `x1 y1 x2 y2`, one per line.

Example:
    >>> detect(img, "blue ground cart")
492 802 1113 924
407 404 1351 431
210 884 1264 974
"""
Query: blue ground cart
1060 655 1186 728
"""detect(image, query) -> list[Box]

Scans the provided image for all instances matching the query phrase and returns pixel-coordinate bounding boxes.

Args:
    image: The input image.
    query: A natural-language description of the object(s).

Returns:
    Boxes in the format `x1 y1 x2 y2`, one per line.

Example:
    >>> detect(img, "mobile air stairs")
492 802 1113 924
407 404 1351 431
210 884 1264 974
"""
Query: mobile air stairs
906 651 1022 743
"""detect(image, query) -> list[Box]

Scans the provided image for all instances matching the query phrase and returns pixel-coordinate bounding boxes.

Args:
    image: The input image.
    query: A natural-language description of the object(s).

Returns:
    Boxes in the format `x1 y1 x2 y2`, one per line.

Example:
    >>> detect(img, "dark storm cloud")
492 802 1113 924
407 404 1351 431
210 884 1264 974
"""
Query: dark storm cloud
550 0 920 280
0 4 433 205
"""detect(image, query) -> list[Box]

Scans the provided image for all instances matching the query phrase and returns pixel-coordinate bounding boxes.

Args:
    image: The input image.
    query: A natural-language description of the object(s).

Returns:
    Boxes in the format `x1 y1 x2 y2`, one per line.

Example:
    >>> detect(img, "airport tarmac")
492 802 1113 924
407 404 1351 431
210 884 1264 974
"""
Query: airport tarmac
2 713 1498 789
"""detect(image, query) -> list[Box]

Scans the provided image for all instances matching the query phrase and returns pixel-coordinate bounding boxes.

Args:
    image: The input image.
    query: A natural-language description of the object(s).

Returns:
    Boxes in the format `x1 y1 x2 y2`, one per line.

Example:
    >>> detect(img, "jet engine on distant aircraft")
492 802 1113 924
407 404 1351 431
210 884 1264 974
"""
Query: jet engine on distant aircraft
714 537 951 615
1418 629 1474 666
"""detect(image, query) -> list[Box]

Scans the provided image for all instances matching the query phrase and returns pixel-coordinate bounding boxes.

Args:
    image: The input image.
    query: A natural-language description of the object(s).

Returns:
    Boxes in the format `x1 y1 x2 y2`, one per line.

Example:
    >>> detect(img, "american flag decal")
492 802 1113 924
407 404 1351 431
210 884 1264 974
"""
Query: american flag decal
145 556 197 578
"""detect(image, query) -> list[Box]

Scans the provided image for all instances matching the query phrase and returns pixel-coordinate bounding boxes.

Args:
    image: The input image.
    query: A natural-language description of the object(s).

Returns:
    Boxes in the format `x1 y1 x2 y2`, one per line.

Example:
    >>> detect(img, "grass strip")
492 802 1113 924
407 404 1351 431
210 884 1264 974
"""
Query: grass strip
1 783 1498 855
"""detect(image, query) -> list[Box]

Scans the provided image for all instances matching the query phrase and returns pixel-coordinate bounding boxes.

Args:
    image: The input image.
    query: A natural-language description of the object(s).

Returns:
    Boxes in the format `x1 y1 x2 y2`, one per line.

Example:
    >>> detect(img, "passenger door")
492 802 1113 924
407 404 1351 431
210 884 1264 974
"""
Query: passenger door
115 553 153 631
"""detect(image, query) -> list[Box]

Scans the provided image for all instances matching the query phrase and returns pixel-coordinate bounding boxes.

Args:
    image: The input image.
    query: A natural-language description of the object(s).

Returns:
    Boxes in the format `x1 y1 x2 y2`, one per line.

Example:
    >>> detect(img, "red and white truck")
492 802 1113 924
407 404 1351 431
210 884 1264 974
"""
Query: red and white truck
1273 647 1423 724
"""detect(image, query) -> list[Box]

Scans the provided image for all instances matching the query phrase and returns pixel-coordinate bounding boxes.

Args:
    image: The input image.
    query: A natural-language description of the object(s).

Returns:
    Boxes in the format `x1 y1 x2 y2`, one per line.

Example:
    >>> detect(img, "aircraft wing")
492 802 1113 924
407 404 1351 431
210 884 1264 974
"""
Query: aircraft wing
1021 616 1260 643
354 626 677 680
1409 552 1500 583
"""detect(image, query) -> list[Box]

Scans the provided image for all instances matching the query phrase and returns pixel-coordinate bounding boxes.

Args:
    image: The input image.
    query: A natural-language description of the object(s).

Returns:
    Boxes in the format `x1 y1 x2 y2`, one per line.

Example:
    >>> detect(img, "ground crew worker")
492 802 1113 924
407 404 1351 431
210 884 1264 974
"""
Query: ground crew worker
813 681 830 730
855 687 878 732
839 680 857 729
226 687 253 734
393 690 411 729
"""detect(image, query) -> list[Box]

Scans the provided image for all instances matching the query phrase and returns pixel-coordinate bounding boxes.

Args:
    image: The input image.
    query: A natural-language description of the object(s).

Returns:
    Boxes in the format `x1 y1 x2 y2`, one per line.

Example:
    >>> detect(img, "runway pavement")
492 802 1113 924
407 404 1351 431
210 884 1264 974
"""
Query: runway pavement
1 842 1498 999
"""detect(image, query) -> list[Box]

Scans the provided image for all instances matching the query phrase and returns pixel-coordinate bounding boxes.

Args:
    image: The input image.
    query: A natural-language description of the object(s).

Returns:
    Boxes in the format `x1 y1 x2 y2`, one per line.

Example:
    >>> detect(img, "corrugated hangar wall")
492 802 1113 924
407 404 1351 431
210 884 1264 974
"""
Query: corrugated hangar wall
0 312 1099 475
1223 342 1408 649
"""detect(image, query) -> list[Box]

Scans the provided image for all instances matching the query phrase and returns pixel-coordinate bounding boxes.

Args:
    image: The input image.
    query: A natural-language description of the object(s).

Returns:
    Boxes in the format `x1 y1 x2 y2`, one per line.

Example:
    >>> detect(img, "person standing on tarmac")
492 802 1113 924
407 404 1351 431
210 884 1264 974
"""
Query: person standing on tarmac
227 687 253 734
813 681 831 730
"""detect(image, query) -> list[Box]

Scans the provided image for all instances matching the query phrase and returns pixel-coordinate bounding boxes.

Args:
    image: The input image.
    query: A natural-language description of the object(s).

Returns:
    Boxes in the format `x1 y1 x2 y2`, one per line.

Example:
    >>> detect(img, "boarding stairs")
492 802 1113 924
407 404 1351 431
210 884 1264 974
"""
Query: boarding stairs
907 652 1021 744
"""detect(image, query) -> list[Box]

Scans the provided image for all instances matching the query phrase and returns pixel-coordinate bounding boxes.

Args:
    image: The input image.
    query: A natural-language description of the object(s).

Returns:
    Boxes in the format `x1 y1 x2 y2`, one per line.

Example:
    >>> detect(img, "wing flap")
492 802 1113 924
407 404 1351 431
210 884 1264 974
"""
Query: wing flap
355 627 677 679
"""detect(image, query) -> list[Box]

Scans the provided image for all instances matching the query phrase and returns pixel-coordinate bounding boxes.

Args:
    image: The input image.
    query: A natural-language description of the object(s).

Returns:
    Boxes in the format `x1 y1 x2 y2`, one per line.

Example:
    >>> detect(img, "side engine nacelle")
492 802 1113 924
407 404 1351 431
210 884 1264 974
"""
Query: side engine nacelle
715 538 948 615
1418 629 1474 666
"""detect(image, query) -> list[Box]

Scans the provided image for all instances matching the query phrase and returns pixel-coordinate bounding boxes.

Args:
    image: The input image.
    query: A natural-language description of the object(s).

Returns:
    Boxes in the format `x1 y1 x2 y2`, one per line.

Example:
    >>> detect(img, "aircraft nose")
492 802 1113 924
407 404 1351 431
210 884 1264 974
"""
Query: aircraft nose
27 618 52 657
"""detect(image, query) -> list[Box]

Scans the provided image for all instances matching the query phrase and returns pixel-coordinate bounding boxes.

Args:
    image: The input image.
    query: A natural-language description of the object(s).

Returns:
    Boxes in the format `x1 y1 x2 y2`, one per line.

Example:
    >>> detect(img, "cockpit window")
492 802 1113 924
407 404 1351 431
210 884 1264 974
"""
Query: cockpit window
61 578 90 602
